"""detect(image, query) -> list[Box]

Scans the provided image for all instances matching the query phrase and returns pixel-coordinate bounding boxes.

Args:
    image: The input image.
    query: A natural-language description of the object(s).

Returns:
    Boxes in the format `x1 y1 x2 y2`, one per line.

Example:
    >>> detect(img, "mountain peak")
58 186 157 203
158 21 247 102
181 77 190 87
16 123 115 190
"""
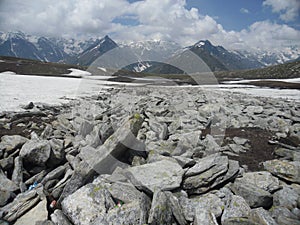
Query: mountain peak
194 40 212 48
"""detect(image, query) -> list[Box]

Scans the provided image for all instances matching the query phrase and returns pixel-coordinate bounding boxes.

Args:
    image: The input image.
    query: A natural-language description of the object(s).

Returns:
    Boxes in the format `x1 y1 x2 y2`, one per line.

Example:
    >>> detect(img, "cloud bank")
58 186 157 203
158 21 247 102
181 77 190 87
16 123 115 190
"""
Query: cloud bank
0 0 299 50
263 0 300 22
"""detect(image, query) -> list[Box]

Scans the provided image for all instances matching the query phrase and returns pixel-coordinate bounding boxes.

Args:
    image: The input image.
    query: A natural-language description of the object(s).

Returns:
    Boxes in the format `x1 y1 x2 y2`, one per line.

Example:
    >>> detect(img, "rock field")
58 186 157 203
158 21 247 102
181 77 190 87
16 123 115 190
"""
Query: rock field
0 85 299 225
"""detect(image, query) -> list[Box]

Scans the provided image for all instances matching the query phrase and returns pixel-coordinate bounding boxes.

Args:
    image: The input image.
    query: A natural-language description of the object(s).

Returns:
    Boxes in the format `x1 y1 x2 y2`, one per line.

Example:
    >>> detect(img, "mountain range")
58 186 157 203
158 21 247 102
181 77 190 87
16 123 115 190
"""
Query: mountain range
0 31 299 72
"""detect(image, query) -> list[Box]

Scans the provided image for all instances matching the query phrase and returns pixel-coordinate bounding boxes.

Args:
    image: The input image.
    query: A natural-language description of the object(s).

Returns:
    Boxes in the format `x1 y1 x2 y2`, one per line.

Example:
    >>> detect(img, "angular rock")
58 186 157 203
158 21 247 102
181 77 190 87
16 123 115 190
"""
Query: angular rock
0 169 18 192
271 206 300 225
183 154 228 190
0 135 28 154
236 171 280 193
263 160 300 184
20 140 51 167
14 200 48 225
165 192 186 225
41 165 66 185
93 193 151 225
185 153 228 177
274 148 300 161
186 159 239 194
146 140 177 156
50 209 73 225
233 137 249 146
273 185 298 209
222 217 259 225
249 207 278 225
124 159 184 194
148 190 173 225
108 182 143 204
58 172 87 206
230 180 273 208
194 209 218 225
61 183 115 225
221 195 251 224
79 115 144 174
1 190 40 222
244 106 264 114
78 120 94 138
228 144 246 154
148 120 168 140
172 156 196 168
0 157 14 171
12 156 24 190
0 189 12 207
200 135 221 154
48 139 65 167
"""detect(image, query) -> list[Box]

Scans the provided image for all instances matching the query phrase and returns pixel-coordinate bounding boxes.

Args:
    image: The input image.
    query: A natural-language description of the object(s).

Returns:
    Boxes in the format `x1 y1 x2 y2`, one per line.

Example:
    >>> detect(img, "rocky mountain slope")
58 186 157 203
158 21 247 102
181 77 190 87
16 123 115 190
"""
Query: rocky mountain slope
0 85 299 224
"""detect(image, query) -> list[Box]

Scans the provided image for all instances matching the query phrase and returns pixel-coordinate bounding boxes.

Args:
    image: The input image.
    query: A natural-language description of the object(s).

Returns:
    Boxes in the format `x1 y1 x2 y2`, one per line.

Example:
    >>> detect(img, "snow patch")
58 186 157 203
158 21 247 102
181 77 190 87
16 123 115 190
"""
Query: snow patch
66 68 91 77
0 60 5 63
98 67 107 72
0 71 16 75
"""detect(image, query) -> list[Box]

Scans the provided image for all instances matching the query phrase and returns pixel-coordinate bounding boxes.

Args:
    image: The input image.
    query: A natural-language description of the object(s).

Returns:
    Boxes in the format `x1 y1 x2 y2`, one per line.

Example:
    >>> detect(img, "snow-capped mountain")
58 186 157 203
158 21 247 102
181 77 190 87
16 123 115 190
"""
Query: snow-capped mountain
234 46 300 67
0 31 117 64
118 40 181 72
190 40 264 70
0 31 299 71
71 35 118 66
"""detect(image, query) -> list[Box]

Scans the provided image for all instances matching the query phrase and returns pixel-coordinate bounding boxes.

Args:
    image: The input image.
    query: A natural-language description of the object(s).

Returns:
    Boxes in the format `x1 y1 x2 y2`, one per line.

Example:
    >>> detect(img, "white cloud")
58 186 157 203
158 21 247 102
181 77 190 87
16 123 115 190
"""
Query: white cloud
240 8 250 14
0 0 299 51
263 0 300 22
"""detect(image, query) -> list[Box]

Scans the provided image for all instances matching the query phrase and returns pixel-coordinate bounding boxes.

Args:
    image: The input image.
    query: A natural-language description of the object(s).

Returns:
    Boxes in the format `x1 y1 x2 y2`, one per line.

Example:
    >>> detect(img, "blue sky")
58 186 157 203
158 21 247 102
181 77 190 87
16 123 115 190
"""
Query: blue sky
187 0 299 30
0 0 299 50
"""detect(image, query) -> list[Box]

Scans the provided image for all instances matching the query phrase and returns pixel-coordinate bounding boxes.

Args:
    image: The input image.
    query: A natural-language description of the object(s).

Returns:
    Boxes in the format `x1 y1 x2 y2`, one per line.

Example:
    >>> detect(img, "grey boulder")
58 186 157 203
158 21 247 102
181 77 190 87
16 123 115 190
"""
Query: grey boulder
20 140 51 167
124 159 184 194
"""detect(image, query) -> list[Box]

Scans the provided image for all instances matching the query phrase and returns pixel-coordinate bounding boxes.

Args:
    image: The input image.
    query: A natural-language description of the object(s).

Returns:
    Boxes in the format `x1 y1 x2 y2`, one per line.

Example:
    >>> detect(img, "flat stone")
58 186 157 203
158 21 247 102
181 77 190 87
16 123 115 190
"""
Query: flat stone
61 183 115 225
20 140 51 167
237 171 280 193
124 159 184 194
185 153 228 177
14 200 48 225
0 135 28 154
108 182 143 204
187 159 239 194
1 190 40 222
233 137 249 146
228 144 246 154
183 155 229 190
263 159 300 184
41 165 66 185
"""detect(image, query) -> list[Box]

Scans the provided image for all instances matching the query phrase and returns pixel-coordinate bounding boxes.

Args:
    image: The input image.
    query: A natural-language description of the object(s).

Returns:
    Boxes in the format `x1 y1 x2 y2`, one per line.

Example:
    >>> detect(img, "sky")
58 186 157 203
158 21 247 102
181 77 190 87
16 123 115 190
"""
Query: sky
0 0 299 50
